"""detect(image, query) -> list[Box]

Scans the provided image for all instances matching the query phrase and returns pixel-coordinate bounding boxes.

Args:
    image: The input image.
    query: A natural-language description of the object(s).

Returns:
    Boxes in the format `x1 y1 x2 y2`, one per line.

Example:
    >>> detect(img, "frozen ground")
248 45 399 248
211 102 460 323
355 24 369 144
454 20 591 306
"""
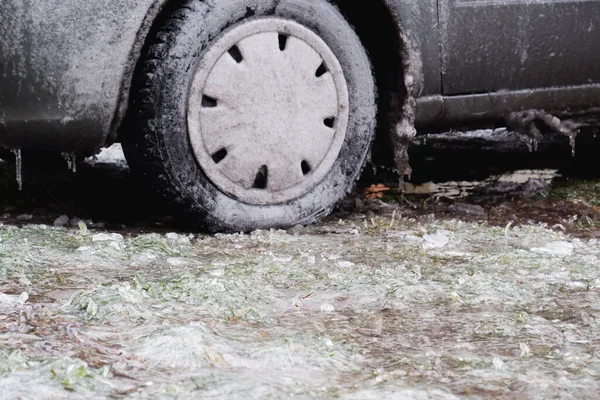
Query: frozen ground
1 145 600 398
1 215 599 399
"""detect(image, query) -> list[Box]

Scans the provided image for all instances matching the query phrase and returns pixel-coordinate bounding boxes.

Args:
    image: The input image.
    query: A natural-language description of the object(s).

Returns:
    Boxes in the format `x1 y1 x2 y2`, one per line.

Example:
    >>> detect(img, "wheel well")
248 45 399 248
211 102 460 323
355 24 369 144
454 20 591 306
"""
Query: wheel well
331 0 404 168
119 0 404 167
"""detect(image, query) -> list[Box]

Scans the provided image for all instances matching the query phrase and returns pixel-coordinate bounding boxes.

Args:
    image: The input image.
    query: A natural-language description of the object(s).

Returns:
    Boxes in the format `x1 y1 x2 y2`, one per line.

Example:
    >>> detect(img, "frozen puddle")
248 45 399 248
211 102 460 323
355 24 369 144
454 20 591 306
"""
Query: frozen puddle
0 218 599 398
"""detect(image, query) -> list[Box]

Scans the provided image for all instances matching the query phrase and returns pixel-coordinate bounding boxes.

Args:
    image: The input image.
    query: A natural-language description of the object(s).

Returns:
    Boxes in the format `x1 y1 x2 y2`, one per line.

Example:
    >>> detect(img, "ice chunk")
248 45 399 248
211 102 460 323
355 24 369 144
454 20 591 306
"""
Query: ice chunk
336 260 354 269
0 292 28 308
492 356 505 370
320 303 336 313
423 233 450 249
531 241 573 256
167 257 189 267
520 343 531 357
92 233 124 242
165 232 179 240
89 144 128 167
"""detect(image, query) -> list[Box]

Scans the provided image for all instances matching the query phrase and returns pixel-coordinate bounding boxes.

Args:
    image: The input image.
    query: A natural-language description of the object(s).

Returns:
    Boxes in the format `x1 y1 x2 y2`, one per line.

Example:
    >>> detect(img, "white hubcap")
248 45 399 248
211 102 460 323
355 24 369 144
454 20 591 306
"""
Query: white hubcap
188 18 349 205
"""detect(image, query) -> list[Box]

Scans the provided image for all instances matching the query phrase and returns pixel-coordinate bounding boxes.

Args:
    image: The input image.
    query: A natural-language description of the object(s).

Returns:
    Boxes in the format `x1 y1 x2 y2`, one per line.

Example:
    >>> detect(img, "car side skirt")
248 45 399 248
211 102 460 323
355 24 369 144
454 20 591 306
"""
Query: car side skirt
416 84 600 129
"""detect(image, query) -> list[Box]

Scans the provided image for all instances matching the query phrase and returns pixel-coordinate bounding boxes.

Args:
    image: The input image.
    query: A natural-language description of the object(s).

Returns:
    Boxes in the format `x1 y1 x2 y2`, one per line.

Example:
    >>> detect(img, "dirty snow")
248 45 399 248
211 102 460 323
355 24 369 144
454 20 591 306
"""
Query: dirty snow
405 169 559 199
86 144 128 168
0 216 599 398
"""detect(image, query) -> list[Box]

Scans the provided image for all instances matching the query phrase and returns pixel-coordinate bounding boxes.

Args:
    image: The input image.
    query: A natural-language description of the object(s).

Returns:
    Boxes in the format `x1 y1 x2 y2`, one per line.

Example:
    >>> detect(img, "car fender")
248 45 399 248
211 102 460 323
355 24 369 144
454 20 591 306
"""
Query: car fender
381 0 440 97
378 0 440 175
0 0 161 154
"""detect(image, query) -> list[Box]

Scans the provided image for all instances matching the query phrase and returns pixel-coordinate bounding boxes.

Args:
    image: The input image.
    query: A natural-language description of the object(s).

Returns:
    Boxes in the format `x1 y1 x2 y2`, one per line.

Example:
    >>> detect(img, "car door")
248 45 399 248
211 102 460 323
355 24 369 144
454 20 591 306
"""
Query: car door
439 0 600 95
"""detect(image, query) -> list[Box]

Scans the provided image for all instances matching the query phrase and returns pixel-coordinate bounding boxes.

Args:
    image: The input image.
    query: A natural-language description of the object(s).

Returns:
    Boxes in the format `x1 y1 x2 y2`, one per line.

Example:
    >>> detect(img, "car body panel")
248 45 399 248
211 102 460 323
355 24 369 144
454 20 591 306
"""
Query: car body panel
439 0 600 95
0 0 441 153
416 84 600 127
0 0 160 153
382 0 441 96
0 0 598 154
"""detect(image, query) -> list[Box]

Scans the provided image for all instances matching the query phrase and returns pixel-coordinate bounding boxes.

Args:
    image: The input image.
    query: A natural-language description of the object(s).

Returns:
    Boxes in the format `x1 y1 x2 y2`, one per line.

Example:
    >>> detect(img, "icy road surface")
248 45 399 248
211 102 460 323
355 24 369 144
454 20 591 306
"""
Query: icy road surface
0 216 599 399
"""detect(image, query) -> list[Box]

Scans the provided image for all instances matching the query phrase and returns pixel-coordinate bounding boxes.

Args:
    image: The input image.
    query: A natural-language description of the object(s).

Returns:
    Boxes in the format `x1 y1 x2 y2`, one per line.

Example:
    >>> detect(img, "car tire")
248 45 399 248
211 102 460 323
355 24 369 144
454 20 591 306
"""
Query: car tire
122 0 376 232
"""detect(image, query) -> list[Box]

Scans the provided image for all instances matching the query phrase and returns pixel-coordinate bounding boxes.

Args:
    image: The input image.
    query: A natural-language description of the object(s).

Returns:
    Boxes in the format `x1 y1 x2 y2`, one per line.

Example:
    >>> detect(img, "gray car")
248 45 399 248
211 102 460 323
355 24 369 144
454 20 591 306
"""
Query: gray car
1 0 599 231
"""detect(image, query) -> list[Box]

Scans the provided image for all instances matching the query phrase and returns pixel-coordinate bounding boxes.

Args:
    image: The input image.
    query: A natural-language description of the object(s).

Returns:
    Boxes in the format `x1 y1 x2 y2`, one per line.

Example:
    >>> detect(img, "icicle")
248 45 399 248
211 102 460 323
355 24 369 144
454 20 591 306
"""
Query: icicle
525 139 533 153
87 155 98 166
568 132 577 157
11 149 22 191
61 152 77 173
532 138 539 152
400 173 410 191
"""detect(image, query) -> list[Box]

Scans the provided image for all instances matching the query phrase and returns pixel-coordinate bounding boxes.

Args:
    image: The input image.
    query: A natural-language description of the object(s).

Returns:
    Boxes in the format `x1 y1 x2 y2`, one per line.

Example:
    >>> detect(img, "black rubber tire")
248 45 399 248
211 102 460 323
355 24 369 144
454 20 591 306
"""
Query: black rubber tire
122 0 376 232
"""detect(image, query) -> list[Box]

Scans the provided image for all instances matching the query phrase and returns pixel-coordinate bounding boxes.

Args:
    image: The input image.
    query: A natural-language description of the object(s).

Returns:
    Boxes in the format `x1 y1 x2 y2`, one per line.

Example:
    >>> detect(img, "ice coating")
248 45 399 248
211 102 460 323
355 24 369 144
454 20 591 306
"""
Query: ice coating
0 0 162 152
11 148 21 190
0 217 599 398
61 152 77 173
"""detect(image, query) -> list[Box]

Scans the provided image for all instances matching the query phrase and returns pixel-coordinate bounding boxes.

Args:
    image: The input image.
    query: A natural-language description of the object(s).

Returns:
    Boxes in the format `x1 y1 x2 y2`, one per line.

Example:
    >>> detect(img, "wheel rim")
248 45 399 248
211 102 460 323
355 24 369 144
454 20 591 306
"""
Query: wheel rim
188 18 350 205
